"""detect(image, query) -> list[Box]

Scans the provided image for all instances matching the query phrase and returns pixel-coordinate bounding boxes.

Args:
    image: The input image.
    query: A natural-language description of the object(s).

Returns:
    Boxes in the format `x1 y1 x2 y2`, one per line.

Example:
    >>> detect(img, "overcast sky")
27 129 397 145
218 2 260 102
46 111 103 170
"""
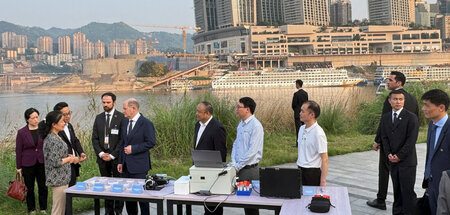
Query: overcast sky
0 0 439 32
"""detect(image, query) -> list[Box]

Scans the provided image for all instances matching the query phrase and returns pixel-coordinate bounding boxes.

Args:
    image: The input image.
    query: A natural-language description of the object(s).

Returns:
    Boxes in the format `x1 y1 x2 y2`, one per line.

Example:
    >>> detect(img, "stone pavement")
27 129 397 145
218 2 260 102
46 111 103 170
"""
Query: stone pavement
79 143 427 215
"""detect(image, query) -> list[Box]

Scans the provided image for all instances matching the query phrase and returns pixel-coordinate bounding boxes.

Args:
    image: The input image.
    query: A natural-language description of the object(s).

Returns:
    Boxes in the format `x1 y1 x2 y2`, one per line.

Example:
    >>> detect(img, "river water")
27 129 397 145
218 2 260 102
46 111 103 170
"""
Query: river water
0 86 376 141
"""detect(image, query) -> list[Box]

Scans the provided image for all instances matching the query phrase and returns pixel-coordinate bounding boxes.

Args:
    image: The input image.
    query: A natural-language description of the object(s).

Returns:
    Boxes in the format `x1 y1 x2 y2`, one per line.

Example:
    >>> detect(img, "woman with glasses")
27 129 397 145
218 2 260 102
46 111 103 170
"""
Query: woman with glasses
16 108 48 214
39 110 77 215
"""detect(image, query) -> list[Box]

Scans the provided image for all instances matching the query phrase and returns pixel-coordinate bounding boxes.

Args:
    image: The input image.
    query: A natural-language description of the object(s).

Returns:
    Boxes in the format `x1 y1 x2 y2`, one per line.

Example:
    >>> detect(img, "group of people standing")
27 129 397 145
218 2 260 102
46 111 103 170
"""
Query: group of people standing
16 102 85 215
363 71 450 215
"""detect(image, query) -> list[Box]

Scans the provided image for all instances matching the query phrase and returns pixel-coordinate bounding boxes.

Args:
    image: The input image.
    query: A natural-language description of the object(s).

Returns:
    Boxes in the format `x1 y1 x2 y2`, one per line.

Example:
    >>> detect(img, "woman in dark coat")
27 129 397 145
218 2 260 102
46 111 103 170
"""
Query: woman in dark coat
16 108 48 214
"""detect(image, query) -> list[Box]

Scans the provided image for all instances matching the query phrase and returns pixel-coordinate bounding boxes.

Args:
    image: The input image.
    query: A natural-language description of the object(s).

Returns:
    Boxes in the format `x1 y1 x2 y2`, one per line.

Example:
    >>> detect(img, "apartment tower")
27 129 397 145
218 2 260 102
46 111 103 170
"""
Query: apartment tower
256 0 285 25
284 0 330 26
73 32 87 58
368 0 412 27
58 35 71 54
330 0 352 26
37 36 53 54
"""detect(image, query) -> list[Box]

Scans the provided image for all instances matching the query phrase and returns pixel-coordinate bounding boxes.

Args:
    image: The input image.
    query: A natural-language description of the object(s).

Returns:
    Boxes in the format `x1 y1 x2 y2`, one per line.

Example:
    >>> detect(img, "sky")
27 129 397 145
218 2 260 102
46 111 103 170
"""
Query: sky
0 0 439 32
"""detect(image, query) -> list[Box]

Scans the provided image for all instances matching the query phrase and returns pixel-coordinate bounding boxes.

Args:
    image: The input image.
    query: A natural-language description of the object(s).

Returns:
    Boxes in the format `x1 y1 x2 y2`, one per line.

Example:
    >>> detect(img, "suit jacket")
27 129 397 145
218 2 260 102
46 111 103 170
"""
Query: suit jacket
375 88 419 143
92 109 125 164
292 89 308 118
16 125 44 168
194 117 227 162
119 114 156 174
380 109 419 166
424 119 450 190
437 170 450 214
58 122 84 176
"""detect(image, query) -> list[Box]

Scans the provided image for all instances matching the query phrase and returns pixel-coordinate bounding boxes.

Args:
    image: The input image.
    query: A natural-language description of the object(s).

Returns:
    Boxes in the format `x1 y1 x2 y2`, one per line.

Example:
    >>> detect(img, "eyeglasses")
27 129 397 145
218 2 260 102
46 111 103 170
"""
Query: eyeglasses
62 111 72 117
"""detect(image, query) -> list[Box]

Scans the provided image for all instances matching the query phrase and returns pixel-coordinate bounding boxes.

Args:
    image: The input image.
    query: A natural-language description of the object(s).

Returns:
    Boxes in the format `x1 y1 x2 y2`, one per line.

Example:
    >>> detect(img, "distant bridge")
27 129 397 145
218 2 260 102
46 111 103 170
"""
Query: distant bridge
142 62 211 90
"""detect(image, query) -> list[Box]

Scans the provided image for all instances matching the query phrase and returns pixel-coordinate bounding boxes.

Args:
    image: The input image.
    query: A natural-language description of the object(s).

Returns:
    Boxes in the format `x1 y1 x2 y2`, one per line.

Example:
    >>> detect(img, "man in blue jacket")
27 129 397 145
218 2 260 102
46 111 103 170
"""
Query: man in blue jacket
118 98 156 215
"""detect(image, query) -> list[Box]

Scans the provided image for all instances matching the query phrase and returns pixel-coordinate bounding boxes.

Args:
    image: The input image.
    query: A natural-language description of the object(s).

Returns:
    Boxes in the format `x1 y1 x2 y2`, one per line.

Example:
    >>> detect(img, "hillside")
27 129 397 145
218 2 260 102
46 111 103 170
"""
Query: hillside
0 21 193 53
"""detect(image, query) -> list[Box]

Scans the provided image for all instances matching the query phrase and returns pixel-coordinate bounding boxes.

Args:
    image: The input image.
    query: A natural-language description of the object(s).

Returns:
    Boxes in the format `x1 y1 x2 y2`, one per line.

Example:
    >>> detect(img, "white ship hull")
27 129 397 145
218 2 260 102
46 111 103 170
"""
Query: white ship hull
212 69 363 89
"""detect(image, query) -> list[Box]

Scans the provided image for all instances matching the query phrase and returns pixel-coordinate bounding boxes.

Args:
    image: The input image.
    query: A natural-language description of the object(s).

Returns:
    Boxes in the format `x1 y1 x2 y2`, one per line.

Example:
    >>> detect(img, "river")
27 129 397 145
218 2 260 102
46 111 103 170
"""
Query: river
0 86 376 141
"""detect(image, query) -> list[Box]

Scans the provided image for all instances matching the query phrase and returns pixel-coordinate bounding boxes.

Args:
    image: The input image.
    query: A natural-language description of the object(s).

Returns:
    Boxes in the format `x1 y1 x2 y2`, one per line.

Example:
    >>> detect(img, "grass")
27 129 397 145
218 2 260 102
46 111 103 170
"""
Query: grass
0 84 443 214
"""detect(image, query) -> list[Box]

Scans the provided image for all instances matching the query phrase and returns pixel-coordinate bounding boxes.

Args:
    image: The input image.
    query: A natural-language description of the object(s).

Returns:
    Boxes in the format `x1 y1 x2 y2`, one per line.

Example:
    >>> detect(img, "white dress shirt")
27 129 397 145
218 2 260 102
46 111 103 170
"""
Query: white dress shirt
63 123 76 156
196 116 213 148
99 108 116 160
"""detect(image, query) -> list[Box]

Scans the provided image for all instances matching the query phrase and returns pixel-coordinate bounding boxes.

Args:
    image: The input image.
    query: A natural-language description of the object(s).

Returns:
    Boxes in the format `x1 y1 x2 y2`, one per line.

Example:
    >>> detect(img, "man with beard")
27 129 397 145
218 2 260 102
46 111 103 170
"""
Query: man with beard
92 92 125 215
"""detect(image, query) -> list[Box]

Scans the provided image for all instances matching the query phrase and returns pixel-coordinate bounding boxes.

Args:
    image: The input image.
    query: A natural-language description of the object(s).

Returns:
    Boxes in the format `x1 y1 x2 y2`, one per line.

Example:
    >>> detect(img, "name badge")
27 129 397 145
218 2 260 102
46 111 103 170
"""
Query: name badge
75 182 87 190
93 183 104 192
104 136 109 144
111 129 119 135
131 185 143 194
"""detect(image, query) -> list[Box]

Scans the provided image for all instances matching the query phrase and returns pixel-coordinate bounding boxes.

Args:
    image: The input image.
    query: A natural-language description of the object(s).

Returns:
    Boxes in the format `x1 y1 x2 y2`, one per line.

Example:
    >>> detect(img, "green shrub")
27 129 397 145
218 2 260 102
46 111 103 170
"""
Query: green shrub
318 105 351 135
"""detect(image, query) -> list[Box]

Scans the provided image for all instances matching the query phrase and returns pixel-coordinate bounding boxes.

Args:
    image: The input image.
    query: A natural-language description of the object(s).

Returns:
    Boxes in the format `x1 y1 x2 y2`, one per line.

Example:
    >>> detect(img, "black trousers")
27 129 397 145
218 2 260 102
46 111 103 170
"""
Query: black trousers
122 163 149 215
391 165 416 215
377 146 391 200
99 161 124 215
69 164 79 187
294 117 304 146
238 165 259 215
299 166 321 186
22 162 48 212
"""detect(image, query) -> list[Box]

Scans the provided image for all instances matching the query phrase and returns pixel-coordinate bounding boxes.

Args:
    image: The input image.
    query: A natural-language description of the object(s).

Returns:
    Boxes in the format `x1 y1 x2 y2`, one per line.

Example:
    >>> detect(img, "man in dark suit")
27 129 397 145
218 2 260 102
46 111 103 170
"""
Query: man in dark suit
92 92 124 215
292 79 308 147
117 98 156 215
53 102 86 187
194 101 227 215
421 89 450 215
367 71 419 210
380 90 419 215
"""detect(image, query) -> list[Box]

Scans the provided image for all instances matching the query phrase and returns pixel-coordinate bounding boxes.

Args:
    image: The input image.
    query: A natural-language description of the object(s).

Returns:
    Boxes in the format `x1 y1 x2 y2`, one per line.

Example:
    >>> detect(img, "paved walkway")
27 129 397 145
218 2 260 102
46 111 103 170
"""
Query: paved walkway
79 143 427 215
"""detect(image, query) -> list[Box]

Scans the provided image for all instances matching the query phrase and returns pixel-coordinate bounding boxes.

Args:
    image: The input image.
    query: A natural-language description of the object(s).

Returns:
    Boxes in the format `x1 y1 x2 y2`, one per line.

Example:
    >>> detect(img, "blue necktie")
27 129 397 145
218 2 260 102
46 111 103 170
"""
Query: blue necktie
393 112 398 125
425 124 438 179
128 120 133 136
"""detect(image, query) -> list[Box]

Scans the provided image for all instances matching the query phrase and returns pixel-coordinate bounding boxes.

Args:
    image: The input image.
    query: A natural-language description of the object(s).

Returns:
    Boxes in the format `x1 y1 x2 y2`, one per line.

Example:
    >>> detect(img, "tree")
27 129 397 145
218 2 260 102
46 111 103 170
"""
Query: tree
137 61 169 77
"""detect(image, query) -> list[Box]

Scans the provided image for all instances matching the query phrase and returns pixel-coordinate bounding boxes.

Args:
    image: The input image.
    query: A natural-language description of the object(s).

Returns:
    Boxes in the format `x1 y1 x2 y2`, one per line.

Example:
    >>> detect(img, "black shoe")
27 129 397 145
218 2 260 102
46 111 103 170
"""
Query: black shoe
366 199 386 210
292 145 298 148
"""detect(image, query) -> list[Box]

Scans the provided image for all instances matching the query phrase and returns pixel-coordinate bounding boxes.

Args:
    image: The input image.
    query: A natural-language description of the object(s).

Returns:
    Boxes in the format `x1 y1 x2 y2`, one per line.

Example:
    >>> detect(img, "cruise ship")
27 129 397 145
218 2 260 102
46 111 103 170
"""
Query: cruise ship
212 68 364 89
374 66 450 85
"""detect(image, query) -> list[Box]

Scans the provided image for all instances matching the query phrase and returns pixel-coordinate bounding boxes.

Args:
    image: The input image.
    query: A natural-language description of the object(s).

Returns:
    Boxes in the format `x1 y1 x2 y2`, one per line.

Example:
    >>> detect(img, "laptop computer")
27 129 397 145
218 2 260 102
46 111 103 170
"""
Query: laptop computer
191 150 227 168
259 167 302 198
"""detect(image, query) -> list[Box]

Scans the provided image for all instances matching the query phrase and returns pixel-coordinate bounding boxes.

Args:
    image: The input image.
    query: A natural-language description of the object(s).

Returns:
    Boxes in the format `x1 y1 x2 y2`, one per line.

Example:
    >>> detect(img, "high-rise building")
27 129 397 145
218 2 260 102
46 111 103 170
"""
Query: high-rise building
194 0 257 31
135 39 148 54
416 1 431 27
368 0 412 27
284 0 330 26
330 0 352 26
14 35 27 49
93 40 105 59
2 32 16 49
409 0 416 23
82 40 94 59
430 3 440 26
58 36 71 54
435 14 450 39
216 0 257 29
73 32 86 58
438 0 450 15
37 36 53 54
194 0 219 32
256 0 284 25
107 40 130 57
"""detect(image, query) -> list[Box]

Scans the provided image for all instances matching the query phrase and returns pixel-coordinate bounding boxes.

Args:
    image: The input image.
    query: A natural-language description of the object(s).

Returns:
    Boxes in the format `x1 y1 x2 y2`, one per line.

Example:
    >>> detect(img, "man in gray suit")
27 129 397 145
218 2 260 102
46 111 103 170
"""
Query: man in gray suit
438 170 450 214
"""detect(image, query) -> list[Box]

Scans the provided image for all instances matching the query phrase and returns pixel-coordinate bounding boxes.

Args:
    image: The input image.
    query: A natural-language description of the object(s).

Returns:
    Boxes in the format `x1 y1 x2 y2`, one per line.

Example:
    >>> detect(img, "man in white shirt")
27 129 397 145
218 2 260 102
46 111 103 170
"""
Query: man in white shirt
296 100 328 186
231 97 264 215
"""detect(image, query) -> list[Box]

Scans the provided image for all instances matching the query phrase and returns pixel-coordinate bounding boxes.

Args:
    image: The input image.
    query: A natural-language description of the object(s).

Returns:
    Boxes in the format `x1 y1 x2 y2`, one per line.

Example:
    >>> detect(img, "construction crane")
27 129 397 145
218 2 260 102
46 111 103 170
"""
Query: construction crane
126 24 201 58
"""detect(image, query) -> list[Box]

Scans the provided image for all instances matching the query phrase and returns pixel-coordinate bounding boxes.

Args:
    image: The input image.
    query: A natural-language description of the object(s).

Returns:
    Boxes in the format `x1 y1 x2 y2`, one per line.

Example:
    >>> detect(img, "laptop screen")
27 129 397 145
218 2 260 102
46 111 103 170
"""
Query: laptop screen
191 150 225 168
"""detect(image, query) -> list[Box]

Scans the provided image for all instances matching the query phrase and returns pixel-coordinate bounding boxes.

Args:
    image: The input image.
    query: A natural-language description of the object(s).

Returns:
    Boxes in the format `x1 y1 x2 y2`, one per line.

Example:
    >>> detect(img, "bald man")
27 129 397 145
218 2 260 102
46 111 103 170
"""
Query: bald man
117 98 156 215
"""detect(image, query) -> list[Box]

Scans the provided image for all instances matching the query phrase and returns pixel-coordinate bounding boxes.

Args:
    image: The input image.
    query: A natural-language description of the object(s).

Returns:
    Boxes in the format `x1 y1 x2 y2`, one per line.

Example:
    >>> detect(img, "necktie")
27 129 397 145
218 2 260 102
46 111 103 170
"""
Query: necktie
106 113 111 135
128 120 133 136
393 112 398 125
425 124 438 179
